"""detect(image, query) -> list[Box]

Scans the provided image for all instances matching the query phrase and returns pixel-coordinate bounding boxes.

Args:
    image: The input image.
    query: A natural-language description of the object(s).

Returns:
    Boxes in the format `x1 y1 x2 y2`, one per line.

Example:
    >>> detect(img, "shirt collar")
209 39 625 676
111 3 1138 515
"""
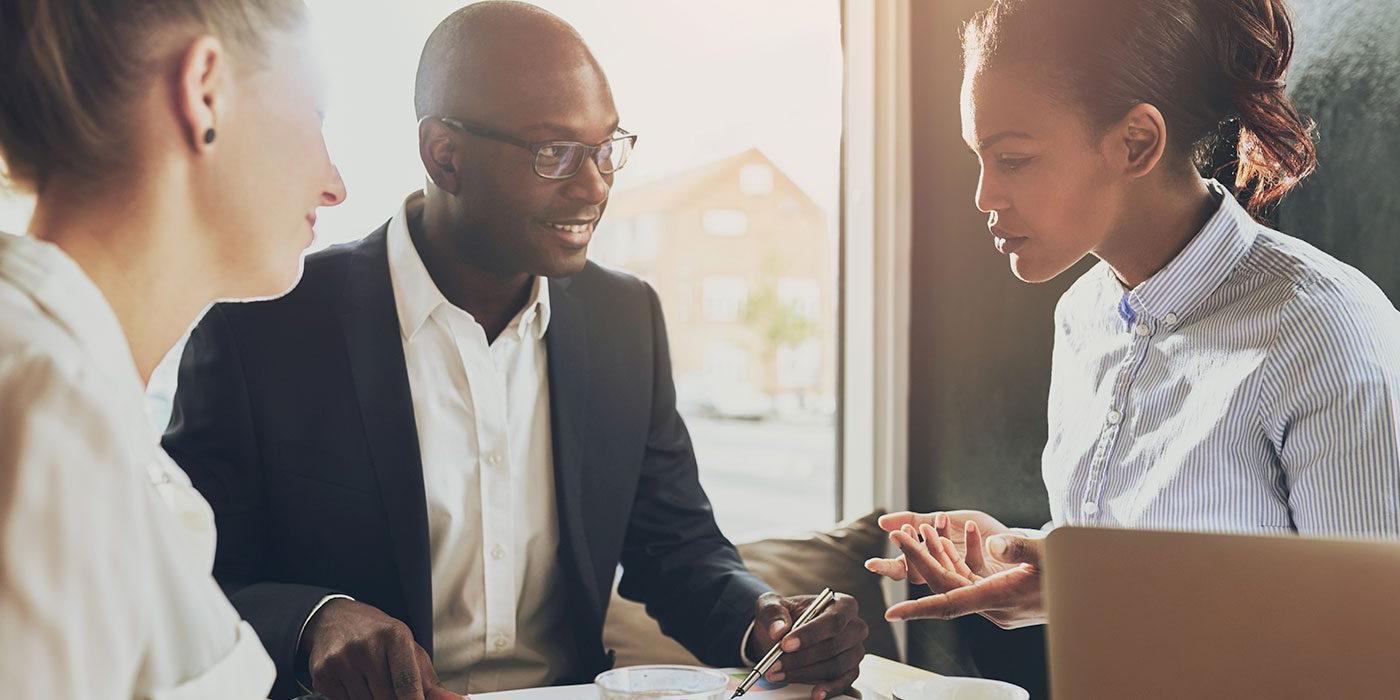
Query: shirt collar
1116 179 1257 325
387 191 552 342
0 233 147 403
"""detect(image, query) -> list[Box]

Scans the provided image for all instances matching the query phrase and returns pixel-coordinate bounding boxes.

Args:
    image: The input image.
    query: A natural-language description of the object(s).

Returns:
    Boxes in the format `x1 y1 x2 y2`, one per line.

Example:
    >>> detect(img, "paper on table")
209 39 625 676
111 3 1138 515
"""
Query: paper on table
472 668 849 700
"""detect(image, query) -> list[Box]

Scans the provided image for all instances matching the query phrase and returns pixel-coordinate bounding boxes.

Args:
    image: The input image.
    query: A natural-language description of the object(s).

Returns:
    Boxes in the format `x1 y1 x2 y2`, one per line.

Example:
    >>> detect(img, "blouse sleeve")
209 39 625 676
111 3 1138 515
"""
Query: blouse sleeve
1259 285 1400 537
0 351 155 698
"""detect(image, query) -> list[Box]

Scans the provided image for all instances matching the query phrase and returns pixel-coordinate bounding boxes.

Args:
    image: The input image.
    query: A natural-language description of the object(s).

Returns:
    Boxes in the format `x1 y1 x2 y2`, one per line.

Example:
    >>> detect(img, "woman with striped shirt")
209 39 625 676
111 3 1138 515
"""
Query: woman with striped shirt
868 0 1400 628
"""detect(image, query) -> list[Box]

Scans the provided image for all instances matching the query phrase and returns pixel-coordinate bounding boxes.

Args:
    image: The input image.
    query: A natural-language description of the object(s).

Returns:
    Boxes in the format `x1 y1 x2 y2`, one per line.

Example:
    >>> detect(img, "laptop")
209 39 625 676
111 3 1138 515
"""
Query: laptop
1044 527 1400 699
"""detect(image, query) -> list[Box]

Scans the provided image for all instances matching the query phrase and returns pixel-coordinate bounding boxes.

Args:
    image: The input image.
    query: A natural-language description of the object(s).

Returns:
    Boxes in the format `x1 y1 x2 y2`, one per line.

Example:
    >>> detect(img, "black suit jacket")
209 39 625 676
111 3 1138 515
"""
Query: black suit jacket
163 225 771 699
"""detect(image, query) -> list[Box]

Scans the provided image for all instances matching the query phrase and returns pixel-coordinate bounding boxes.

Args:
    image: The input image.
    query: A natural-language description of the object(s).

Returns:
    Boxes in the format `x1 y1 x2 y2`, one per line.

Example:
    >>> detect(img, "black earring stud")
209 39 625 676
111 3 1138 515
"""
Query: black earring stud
203 128 217 144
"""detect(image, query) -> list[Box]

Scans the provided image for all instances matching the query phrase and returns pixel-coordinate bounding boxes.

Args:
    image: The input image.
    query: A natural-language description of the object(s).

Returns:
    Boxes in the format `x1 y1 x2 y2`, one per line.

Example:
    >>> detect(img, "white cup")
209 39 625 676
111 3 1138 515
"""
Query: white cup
594 665 730 700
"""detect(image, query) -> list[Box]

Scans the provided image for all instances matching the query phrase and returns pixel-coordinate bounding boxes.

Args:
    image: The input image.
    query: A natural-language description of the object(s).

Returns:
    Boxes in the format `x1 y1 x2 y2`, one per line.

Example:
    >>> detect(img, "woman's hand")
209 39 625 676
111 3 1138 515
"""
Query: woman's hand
864 510 1015 583
877 521 1047 629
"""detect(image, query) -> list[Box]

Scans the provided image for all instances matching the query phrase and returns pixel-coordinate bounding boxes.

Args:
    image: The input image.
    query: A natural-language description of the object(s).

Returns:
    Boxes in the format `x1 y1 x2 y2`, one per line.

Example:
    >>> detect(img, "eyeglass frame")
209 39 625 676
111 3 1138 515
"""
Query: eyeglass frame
431 116 638 180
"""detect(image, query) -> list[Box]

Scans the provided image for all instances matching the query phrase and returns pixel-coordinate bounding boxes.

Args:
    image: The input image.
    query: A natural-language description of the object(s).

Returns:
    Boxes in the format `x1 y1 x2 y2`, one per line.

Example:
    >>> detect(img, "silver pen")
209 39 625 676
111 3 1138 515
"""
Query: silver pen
732 588 836 699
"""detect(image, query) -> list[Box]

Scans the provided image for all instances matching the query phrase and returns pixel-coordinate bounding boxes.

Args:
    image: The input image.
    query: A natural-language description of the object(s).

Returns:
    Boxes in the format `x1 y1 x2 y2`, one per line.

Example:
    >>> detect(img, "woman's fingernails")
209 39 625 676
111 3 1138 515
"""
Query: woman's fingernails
771 620 786 636
783 636 801 652
769 660 782 672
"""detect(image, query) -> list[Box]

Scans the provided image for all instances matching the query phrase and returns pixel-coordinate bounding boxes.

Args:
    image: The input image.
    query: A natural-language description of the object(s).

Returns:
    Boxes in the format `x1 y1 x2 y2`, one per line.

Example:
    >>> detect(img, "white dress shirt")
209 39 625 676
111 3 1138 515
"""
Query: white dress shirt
1045 180 1400 536
0 233 275 699
387 192 576 694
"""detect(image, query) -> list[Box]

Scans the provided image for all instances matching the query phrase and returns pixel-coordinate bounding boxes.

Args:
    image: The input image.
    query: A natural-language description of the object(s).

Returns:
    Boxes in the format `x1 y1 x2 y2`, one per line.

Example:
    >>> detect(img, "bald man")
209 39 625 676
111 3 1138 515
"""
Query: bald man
162 3 866 700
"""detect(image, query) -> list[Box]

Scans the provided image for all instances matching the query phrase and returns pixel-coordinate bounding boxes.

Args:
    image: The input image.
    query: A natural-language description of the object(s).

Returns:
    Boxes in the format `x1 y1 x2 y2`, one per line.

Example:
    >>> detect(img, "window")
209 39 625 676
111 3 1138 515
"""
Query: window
776 339 823 390
307 0 845 540
632 213 662 262
8 0 847 543
702 276 749 322
701 209 749 237
740 164 775 196
777 277 821 320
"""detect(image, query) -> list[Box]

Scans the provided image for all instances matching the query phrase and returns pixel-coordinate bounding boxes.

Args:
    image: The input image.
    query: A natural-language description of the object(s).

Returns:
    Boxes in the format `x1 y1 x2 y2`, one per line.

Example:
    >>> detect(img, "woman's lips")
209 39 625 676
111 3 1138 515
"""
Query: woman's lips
991 226 1028 255
994 235 1028 255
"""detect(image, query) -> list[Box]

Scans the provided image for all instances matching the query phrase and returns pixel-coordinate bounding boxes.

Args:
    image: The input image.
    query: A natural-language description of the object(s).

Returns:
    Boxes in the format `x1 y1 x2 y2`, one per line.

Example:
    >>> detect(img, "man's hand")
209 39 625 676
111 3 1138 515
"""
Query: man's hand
300 599 463 700
748 592 867 700
882 521 1046 629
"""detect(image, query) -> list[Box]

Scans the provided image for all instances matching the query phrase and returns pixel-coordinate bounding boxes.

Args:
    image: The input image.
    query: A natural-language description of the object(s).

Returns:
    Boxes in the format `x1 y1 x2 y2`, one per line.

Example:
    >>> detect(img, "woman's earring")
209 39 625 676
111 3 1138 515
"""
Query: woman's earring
203 128 217 144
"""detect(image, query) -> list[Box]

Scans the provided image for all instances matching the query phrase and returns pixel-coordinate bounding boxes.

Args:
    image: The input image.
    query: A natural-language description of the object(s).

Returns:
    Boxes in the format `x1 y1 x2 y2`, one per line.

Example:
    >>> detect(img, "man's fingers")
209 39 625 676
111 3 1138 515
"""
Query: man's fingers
963 521 986 573
386 638 425 700
781 594 856 653
314 676 353 700
779 617 866 674
312 662 360 700
343 676 375 700
878 511 937 532
987 535 1042 567
782 645 865 686
811 667 861 700
755 592 794 640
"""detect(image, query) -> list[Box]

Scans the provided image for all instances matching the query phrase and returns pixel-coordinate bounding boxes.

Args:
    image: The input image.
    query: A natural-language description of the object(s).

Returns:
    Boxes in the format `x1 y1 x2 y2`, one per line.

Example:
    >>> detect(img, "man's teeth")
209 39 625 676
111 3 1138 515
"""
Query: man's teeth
546 222 591 233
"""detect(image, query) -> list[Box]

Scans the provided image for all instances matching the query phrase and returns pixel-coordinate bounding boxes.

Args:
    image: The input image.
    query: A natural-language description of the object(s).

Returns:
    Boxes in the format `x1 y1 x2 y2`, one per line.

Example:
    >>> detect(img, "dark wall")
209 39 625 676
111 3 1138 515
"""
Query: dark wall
1276 0 1400 302
902 1 1399 697
904 1 1072 696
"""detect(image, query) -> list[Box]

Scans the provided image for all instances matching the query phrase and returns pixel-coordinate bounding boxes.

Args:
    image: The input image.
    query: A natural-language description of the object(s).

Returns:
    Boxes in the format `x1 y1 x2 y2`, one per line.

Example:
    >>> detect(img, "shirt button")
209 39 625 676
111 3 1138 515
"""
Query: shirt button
493 634 509 650
1082 501 1099 516
1106 409 1122 425
1164 312 1179 326
1134 322 1151 336
486 453 501 465
491 544 506 560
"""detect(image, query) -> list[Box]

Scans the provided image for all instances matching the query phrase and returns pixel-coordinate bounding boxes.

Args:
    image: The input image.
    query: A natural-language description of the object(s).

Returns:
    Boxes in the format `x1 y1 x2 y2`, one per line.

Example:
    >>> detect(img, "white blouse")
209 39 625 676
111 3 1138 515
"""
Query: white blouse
0 233 274 699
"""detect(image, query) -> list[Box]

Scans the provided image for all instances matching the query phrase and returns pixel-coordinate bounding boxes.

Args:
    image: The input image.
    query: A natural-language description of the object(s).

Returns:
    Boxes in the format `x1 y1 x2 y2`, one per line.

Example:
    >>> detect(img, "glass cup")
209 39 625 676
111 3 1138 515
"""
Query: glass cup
595 665 731 700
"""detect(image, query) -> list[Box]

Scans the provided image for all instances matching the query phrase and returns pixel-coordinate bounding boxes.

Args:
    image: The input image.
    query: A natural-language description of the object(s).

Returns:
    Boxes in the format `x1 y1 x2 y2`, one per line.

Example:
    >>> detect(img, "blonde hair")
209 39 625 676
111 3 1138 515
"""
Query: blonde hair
0 0 306 193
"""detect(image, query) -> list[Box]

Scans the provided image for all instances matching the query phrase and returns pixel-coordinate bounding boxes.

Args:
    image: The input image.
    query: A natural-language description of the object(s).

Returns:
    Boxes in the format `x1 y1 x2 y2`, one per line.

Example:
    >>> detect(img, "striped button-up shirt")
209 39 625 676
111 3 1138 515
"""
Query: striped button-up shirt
1044 180 1400 537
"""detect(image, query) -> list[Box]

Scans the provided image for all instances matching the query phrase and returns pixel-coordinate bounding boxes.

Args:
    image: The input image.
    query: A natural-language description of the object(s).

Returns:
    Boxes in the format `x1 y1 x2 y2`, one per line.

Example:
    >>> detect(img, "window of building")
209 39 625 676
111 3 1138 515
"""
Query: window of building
701 209 749 237
702 276 749 323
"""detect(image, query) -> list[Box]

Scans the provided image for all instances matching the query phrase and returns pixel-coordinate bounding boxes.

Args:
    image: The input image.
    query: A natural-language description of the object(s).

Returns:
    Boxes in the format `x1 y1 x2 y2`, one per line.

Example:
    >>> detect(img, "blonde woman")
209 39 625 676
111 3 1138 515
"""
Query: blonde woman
0 1 345 697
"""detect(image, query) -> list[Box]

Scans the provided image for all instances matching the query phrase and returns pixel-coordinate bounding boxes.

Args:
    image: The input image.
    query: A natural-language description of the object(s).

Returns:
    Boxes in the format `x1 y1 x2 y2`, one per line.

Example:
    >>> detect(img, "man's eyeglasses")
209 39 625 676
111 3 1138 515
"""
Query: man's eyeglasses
435 117 637 180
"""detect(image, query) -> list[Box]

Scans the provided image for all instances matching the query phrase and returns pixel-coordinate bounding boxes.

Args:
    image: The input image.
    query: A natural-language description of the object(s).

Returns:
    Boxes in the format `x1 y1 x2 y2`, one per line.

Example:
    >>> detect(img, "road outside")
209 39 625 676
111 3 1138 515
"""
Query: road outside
685 412 838 542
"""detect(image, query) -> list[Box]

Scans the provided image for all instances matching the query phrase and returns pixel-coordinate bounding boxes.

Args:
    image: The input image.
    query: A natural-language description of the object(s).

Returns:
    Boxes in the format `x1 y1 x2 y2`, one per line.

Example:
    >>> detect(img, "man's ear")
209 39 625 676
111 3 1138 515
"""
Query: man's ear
419 117 460 193
1108 102 1168 179
176 35 227 153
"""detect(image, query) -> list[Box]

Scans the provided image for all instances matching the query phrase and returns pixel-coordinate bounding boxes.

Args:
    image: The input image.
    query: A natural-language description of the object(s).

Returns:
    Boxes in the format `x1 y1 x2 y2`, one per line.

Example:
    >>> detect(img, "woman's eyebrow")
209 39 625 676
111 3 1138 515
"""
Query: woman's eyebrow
973 130 1034 151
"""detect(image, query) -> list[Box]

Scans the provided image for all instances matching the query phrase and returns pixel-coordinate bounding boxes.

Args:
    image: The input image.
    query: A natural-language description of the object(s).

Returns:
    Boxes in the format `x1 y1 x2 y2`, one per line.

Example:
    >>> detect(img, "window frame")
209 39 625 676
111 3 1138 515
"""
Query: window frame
839 0 913 657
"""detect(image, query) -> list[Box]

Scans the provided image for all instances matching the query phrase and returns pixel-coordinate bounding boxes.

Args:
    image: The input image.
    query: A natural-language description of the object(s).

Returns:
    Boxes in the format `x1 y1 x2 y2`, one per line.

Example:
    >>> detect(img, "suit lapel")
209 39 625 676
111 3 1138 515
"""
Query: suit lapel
545 277 604 627
338 227 435 653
